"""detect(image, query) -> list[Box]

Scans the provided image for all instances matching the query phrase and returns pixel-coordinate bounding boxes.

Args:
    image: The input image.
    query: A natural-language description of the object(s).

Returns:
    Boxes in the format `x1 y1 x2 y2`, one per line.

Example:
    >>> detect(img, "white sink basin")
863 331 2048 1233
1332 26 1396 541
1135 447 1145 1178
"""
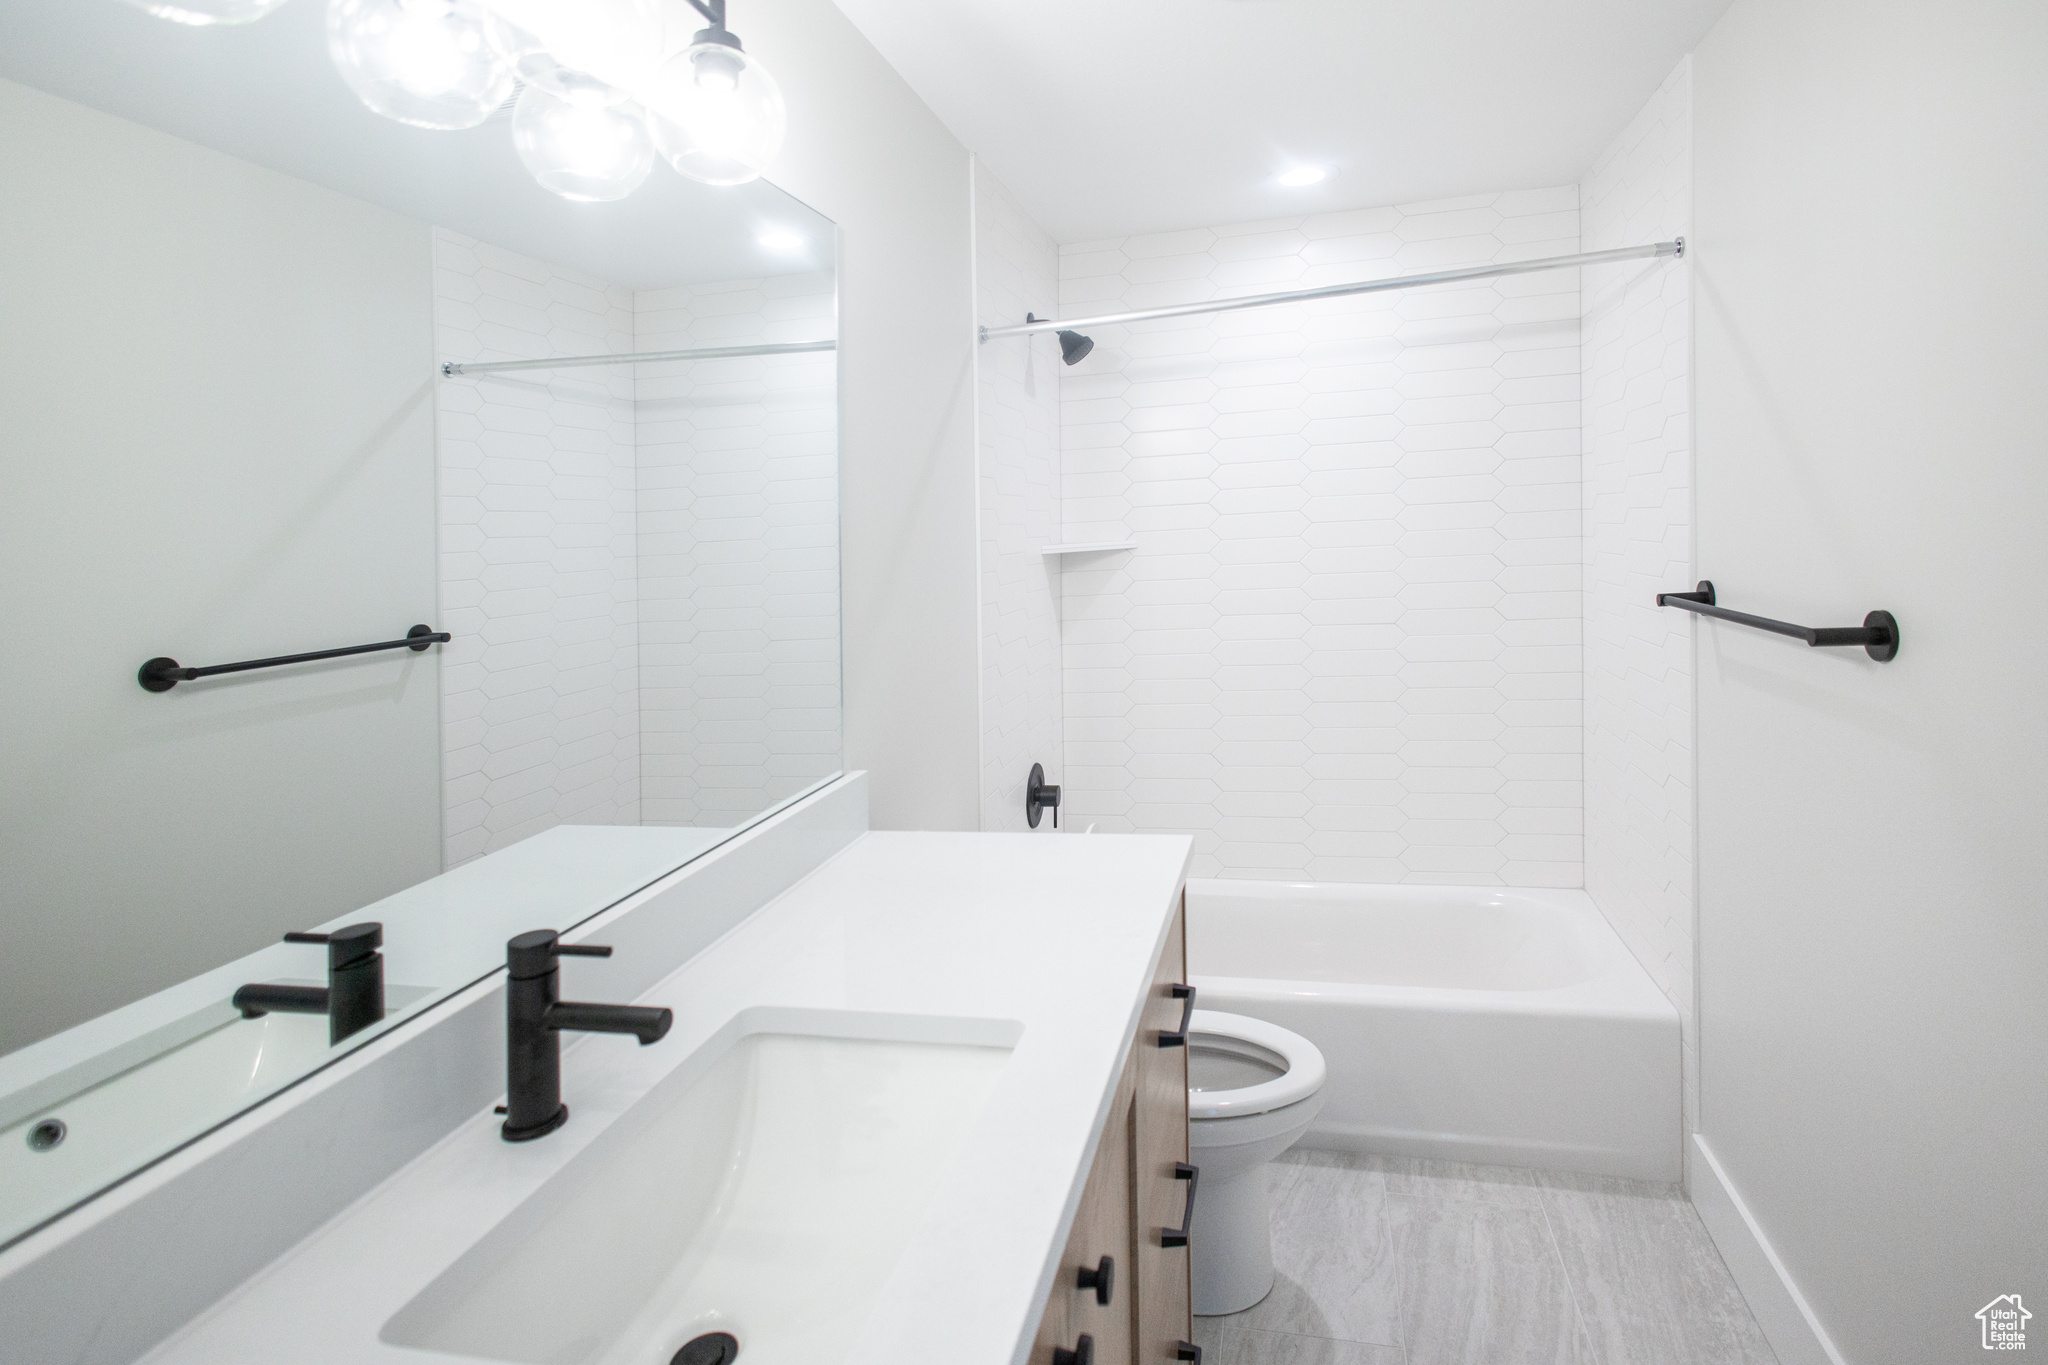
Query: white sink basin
382 1008 1019 1365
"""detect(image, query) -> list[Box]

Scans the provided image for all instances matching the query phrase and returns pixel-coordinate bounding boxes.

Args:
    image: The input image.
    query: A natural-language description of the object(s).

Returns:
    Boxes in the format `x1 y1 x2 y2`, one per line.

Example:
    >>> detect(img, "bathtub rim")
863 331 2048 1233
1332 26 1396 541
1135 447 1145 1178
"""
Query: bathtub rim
1183 878 1679 1024
1185 972 1679 1023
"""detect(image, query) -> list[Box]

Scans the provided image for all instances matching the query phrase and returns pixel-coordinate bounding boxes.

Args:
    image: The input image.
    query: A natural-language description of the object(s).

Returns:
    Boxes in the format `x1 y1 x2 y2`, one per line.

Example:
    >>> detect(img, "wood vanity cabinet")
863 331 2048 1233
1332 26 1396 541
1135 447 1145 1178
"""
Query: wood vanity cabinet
1031 900 1192 1365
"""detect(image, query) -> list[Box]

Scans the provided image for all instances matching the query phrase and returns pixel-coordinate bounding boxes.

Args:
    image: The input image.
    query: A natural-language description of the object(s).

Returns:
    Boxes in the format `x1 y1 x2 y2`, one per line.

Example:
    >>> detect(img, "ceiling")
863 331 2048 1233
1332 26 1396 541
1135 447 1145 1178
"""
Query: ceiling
0 0 832 288
830 0 1732 242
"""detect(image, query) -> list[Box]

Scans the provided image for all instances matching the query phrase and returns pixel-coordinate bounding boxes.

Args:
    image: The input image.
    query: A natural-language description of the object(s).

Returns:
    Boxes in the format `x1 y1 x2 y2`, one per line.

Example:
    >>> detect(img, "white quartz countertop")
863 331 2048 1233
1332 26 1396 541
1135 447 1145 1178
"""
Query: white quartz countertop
142 830 1192 1365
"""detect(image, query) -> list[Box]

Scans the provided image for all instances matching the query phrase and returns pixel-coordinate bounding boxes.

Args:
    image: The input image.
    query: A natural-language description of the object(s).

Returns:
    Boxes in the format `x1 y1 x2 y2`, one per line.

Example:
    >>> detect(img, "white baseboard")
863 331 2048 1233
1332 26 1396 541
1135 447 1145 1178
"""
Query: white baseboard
1688 1134 1849 1365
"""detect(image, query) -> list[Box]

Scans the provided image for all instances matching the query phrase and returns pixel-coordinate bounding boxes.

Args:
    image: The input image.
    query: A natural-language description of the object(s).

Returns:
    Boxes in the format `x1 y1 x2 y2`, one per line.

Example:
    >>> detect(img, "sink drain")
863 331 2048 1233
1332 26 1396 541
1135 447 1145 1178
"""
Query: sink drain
671 1332 738 1365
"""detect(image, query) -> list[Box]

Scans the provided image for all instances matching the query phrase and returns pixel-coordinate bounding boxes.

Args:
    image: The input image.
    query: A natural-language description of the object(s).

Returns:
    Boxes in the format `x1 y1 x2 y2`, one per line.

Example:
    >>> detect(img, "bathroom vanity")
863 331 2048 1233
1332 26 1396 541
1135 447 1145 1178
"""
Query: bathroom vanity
6 786 1196 1365
1031 906 1193 1365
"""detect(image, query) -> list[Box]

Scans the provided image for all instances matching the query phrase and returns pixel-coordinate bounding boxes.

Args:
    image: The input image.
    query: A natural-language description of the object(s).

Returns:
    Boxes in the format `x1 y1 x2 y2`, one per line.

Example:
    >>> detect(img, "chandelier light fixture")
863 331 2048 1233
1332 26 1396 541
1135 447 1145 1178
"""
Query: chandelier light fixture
119 0 788 200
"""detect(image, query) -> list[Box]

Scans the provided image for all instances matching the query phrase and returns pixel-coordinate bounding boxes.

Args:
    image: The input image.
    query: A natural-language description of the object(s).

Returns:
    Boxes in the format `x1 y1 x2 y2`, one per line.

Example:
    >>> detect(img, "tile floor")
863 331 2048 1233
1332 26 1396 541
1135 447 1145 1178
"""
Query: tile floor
1191 1150 1780 1365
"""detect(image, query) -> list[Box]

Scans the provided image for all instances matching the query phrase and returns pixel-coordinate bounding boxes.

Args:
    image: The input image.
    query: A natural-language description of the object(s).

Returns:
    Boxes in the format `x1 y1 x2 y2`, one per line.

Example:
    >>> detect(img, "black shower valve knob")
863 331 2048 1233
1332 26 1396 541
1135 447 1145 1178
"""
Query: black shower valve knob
1026 762 1062 829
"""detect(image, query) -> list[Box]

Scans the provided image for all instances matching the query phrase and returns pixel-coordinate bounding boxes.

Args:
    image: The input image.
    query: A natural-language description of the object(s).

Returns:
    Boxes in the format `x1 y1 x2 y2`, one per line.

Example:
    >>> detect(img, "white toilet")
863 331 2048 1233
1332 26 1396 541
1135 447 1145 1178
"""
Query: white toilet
1185 1009 1328 1316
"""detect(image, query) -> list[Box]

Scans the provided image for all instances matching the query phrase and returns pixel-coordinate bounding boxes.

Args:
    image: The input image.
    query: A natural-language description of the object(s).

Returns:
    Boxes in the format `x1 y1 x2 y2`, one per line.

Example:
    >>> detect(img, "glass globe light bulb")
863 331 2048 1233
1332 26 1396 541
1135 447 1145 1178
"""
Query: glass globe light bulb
120 0 291 24
691 44 744 94
327 0 514 131
645 35 786 187
511 85 654 203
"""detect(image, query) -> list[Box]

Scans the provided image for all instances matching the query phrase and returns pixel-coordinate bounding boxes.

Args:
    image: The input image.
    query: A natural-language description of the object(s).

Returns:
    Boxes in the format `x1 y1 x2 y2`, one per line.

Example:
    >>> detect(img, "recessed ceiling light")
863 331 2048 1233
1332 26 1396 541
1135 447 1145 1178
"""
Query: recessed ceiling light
758 229 804 251
1276 166 1327 188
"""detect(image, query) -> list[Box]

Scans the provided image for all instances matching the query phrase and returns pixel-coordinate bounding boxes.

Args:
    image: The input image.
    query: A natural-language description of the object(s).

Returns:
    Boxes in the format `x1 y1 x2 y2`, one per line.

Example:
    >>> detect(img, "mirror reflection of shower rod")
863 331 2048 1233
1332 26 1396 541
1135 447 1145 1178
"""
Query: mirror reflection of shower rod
978 239 1683 344
440 338 836 378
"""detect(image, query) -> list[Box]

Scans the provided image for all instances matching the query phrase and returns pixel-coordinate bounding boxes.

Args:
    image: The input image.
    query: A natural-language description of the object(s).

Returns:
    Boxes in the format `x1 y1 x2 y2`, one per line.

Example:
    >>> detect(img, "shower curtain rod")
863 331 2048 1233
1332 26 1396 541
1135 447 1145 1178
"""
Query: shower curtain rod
440 338 836 377
978 239 1683 342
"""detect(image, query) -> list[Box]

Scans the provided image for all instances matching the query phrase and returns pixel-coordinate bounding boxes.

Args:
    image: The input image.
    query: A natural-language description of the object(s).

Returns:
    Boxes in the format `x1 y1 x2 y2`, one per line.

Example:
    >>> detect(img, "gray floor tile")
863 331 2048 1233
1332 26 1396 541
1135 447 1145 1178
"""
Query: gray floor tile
1189 1313 1236 1361
1276 1148 1381 1174
1389 1193 1591 1365
1222 1328 1407 1364
1217 1156 1404 1347
1539 1180 1780 1365
1370 1155 1552 1209
1219 1152 1774 1365
1533 1168 1683 1200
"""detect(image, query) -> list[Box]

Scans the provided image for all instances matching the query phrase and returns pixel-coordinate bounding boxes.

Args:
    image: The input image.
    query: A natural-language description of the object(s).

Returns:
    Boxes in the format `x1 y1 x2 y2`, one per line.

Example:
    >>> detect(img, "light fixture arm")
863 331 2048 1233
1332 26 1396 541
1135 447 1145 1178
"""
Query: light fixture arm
682 0 744 50
684 0 733 40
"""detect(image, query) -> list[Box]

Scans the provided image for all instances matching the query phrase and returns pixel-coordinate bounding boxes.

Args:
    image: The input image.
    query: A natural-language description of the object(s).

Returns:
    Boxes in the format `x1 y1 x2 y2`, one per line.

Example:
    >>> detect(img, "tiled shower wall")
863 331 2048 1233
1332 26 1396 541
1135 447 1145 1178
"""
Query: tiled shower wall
433 228 640 867
635 270 841 828
1057 191 1585 883
974 164 1066 832
1581 58 1696 1132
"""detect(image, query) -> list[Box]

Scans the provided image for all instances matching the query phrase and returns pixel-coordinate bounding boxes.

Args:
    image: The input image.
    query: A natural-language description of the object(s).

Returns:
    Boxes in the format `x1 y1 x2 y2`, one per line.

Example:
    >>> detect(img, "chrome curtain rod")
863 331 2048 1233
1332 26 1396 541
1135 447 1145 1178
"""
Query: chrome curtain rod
979 239 1683 341
440 338 836 377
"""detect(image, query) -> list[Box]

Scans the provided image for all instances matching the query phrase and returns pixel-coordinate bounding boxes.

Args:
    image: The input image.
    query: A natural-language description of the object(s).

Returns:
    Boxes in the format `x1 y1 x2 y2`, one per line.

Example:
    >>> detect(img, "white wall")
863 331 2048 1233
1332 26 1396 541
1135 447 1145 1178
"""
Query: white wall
1579 59 1697 1148
1691 2 2048 1359
973 164 1066 832
433 230 641 867
0 79 442 1052
741 0 981 832
1056 192 1586 883
636 271 841 827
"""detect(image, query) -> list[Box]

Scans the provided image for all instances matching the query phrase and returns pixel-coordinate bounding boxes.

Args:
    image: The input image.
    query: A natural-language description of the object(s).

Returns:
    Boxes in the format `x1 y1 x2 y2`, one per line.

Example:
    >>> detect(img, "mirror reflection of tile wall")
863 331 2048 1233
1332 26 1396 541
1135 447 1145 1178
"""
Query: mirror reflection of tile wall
435 242 840 863
635 273 840 829
434 231 644 866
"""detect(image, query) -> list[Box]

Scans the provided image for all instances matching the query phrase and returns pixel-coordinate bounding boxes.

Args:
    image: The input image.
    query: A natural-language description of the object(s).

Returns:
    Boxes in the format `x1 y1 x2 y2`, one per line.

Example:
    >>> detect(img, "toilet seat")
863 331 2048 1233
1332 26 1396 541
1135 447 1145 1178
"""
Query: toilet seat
1186 1010 1326 1120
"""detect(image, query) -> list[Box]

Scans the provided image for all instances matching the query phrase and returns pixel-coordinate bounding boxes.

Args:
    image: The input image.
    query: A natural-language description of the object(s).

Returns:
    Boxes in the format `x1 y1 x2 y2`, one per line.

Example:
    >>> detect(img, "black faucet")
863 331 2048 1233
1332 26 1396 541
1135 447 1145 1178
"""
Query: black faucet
501 929 672 1143
231 922 385 1046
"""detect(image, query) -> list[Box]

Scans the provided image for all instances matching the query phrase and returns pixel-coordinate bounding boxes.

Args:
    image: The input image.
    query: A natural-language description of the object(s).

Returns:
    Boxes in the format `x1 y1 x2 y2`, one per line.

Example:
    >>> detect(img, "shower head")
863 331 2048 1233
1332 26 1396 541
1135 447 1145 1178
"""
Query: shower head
1025 314 1095 366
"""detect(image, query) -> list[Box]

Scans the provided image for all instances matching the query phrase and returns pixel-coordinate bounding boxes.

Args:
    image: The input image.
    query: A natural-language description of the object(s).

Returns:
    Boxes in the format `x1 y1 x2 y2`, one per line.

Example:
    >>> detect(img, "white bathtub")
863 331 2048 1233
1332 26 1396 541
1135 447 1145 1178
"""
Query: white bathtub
1186 880 1680 1182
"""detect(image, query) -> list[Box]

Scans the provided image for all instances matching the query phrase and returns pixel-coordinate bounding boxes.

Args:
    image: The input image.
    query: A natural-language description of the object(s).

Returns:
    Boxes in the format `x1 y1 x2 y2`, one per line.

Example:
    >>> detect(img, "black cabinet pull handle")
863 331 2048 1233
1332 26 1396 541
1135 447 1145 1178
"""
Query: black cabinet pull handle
1076 1254 1113 1305
1158 983 1196 1048
1177 1345 1202 1364
1053 1334 1093 1365
1161 1161 1198 1248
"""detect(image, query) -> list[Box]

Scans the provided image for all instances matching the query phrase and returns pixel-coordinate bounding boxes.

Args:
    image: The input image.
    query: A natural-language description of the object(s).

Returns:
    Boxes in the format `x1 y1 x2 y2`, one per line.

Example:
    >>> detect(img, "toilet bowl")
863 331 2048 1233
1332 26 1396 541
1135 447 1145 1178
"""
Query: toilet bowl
1185 1009 1327 1315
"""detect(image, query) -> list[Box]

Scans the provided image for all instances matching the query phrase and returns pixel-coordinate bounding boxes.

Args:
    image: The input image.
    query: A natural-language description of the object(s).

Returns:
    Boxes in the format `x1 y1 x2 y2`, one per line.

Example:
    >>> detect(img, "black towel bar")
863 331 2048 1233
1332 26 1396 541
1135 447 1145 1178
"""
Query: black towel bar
1655 582 1897 662
138 624 451 691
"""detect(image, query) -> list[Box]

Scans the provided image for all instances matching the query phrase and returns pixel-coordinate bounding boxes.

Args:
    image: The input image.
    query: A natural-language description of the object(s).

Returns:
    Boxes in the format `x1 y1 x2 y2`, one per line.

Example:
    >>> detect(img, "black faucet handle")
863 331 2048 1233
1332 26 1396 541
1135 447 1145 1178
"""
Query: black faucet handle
507 929 616 979
282 922 383 968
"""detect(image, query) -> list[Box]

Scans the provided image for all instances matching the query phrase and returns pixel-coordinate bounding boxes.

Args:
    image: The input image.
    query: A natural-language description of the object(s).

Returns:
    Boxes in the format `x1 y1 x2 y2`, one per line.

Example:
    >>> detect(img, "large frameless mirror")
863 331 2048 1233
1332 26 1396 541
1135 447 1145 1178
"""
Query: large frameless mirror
0 0 839 1248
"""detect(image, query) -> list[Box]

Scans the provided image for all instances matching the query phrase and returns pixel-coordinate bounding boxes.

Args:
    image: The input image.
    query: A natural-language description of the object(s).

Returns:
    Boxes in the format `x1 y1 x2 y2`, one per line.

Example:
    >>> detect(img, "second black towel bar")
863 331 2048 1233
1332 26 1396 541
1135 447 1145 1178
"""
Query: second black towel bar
1655 582 1898 662
139 625 452 691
